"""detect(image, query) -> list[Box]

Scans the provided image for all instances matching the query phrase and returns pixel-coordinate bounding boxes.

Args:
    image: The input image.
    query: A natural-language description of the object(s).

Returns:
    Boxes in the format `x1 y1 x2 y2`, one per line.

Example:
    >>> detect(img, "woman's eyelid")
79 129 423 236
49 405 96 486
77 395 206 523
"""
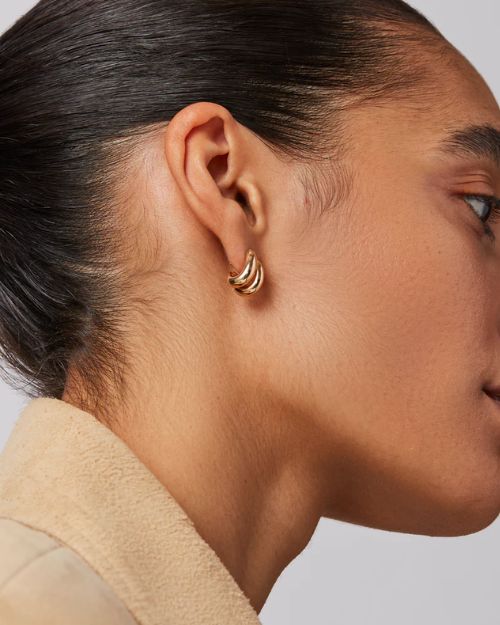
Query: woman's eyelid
453 164 498 184
453 187 500 209
455 175 500 198
454 178 497 193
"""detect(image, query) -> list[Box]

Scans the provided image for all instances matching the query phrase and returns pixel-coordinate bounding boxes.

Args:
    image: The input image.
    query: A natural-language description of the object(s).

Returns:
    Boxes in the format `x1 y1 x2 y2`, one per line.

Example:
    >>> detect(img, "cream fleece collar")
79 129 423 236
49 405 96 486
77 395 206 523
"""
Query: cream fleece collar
0 397 262 625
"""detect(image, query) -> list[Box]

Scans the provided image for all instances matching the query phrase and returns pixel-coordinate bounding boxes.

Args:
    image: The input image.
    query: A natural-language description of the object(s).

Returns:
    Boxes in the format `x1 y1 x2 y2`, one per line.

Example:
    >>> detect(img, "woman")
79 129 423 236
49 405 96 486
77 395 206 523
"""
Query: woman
0 0 499 623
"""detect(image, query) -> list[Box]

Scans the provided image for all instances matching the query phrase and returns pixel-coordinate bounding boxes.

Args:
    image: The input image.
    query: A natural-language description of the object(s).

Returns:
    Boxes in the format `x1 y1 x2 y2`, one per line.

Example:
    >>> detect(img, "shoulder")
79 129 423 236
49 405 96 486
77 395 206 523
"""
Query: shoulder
0 518 137 625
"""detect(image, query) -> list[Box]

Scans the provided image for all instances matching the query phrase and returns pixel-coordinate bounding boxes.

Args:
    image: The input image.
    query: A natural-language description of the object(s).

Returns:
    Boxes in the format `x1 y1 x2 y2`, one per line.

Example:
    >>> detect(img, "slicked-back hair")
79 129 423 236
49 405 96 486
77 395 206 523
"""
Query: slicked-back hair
0 0 446 424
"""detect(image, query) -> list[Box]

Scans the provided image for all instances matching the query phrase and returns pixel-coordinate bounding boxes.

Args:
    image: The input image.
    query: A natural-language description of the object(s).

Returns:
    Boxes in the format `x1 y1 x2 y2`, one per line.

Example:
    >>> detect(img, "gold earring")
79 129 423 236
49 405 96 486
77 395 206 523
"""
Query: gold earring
227 248 265 296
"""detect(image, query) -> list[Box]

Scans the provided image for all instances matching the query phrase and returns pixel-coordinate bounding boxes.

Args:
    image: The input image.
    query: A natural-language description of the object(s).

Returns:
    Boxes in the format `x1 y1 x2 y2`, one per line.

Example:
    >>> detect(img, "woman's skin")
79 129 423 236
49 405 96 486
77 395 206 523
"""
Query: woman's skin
63 37 500 614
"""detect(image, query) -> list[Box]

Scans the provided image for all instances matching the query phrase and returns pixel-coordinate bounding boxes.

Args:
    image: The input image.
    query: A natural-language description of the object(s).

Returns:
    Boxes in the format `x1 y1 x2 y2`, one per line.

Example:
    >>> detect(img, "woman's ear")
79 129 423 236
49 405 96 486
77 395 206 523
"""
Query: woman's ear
163 101 266 273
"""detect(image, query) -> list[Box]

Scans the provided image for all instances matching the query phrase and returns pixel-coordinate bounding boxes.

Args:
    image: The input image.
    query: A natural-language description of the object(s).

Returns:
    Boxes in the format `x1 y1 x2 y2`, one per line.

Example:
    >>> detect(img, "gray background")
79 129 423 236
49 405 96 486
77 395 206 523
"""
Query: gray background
0 2 499 623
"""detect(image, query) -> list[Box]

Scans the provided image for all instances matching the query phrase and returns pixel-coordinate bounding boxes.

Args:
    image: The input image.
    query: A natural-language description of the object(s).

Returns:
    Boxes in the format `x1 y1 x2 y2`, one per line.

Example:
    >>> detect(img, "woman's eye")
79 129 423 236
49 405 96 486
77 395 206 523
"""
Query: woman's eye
462 194 500 240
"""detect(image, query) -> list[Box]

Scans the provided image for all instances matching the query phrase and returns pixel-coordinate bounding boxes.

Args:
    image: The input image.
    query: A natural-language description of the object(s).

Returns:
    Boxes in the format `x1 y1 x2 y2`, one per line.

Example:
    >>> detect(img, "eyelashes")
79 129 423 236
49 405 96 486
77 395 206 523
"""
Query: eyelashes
462 193 500 240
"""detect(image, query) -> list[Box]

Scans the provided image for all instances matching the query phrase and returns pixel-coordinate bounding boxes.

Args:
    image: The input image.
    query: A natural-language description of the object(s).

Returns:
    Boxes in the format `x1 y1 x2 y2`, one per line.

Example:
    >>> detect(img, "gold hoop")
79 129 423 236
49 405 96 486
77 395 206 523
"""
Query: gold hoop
227 249 264 296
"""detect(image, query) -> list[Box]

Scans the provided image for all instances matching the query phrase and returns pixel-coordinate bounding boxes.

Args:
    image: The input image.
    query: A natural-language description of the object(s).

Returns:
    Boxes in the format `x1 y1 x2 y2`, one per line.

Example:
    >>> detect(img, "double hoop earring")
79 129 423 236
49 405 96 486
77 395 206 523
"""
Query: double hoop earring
227 249 264 296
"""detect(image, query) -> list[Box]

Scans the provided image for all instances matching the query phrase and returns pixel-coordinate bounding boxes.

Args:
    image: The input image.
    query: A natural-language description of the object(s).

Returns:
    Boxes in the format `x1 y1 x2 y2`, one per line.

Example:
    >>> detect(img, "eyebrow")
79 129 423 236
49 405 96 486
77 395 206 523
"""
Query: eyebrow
437 124 500 169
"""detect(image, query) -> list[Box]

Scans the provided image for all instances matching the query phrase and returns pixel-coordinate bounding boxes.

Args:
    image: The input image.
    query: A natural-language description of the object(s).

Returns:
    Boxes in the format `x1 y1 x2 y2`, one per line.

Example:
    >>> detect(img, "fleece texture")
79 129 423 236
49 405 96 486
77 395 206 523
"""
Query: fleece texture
0 397 263 625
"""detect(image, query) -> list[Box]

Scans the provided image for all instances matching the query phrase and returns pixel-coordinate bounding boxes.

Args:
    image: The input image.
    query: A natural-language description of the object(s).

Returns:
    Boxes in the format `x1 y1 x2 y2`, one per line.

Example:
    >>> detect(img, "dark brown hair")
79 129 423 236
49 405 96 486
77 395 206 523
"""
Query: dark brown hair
0 0 446 423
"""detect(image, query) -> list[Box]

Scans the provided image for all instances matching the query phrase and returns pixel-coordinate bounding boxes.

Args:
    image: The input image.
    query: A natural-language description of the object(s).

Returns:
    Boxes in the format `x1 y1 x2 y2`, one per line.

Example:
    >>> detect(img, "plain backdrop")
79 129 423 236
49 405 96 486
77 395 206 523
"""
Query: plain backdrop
0 2 499 624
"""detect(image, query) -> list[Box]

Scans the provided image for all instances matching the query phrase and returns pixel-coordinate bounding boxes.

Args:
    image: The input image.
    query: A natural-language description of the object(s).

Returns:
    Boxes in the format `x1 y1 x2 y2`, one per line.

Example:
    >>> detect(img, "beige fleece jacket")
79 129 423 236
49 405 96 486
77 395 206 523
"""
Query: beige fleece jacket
0 397 263 625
